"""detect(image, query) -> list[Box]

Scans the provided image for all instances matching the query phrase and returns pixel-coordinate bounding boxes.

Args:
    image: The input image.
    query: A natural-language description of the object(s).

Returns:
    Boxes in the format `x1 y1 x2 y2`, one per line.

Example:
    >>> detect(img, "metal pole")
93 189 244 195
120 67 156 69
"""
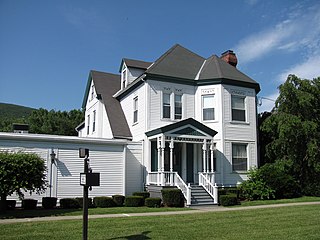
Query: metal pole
83 156 89 240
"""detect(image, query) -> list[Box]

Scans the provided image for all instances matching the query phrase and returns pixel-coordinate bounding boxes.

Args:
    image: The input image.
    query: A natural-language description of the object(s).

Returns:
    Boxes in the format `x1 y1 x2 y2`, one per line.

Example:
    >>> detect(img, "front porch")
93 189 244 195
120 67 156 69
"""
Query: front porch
145 118 219 206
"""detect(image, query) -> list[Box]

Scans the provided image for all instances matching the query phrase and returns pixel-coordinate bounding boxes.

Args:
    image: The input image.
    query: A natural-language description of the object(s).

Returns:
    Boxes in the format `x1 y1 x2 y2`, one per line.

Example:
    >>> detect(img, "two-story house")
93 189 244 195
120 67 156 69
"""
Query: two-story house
78 44 260 205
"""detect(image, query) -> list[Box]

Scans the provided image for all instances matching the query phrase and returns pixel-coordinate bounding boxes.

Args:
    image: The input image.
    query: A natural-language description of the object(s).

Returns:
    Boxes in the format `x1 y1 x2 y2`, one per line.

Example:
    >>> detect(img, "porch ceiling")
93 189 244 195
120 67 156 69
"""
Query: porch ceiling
145 118 217 138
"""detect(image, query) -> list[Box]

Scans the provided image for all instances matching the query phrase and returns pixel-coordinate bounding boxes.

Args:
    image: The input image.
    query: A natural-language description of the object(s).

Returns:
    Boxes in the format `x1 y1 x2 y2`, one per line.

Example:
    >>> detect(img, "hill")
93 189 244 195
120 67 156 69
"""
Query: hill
0 102 36 119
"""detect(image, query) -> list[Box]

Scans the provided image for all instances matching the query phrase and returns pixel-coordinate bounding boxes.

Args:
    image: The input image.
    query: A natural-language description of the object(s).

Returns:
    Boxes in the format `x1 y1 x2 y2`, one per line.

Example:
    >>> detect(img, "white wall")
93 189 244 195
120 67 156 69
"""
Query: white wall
127 68 144 84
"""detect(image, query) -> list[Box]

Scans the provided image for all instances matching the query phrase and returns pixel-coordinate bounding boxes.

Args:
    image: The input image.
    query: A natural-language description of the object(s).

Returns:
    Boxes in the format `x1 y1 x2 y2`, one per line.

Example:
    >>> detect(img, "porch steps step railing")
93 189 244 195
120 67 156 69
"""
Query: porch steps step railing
190 185 216 206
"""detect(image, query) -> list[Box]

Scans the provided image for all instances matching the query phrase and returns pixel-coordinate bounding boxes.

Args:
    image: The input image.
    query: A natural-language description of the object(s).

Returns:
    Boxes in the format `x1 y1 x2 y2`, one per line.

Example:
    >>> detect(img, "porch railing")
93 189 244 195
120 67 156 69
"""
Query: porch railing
199 172 218 204
147 171 191 205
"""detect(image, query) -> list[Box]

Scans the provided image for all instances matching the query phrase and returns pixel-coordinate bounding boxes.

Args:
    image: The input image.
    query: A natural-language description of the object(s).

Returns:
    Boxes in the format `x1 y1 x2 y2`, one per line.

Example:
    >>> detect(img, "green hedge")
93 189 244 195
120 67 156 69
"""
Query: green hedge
161 188 184 207
75 197 95 208
6 200 16 210
145 198 161 208
133 192 150 199
42 197 57 209
112 195 125 207
93 197 116 208
125 196 144 207
219 194 238 206
60 198 80 209
22 199 38 210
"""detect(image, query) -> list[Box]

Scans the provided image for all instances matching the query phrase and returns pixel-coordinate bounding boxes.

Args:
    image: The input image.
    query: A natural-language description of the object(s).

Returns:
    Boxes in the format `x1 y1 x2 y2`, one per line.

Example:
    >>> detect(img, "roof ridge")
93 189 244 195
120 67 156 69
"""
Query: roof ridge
195 59 207 80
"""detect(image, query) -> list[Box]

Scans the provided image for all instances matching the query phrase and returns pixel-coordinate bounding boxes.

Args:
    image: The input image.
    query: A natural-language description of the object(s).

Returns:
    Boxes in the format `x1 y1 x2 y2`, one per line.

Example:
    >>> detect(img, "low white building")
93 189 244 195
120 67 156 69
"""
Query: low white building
76 44 260 205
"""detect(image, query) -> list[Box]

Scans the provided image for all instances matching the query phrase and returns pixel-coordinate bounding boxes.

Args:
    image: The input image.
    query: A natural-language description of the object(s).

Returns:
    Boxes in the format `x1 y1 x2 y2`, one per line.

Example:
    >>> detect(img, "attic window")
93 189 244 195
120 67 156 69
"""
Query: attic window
91 85 95 100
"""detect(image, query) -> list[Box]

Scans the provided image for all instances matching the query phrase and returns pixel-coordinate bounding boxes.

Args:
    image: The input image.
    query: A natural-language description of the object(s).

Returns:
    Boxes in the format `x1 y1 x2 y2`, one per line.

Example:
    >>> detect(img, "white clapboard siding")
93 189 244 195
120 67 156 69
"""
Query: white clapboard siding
57 147 124 198
125 143 143 195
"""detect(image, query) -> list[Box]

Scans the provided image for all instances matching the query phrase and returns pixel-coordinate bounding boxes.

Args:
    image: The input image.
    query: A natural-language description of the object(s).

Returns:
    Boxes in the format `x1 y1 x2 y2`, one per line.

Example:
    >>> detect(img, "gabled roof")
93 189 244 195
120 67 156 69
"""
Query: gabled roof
83 70 132 139
146 44 205 80
145 118 217 138
119 58 152 72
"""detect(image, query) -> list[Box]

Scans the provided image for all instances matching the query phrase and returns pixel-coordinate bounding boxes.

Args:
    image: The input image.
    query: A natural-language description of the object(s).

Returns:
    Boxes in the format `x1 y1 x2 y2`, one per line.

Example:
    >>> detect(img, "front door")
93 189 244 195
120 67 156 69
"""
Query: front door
186 143 194 183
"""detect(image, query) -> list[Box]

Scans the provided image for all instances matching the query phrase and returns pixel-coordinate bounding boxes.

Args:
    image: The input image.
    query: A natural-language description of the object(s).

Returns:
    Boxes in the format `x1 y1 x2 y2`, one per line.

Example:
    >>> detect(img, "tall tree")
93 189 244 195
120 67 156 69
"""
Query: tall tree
261 75 320 194
0 152 47 212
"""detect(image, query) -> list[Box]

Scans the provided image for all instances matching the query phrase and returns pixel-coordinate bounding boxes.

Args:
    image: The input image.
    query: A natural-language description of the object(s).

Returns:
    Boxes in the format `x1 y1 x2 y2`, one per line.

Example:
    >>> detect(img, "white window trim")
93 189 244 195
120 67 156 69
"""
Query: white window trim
174 94 183 120
231 143 248 173
161 91 184 121
92 110 96 133
87 114 90 135
202 94 216 122
122 67 127 90
231 95 248 123
133 97 138 125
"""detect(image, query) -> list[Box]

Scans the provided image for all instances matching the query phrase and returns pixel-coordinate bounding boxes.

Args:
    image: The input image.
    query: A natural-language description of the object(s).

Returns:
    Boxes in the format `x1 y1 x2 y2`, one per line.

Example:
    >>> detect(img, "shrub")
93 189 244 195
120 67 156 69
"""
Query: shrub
125 196 144 207
219 194 238 206
112 195 125 207
145 197 161 208
42 197 57 209
60 198 80 209
161 188 184 207
133 192 150 199
6 200 16 210
75 197 94 208
93 197 116 208
22 199 38 210
240 178 275 201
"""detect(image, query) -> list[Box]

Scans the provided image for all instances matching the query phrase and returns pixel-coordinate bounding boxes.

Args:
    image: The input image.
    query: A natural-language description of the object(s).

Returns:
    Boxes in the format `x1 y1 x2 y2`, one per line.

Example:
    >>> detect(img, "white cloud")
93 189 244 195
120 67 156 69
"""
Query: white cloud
234 3 320 65
278 55 320 82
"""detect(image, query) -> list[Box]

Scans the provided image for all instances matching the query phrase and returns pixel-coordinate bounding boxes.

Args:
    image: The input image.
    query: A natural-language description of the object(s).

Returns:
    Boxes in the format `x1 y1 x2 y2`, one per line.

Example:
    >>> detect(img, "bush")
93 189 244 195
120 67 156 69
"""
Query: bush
112 195 125 207
22 199 38 210
75 197 94 208
93 197 116 208
145 198 161 208
60 198 80 209
42 197 57 209
219 194 238 206
161 188 184 207
125 196 144 207
133 192 150 199
6 200 16 210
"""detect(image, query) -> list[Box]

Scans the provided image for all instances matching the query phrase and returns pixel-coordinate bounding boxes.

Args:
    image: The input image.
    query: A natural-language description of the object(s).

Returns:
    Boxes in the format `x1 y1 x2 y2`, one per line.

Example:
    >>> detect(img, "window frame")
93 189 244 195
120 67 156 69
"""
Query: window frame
231 95 246 122
87 114 90 135
122 68 127 89
133 97 138 124
174 94 182 120
202 94 215 121
92 110 96 132
232 143 248 172
91 85 95 100
162 92 171 119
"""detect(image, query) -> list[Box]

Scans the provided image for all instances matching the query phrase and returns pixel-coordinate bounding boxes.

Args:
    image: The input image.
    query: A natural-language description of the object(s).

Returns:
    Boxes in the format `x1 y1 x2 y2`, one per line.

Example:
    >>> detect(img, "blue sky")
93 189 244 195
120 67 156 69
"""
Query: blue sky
1 0 320 112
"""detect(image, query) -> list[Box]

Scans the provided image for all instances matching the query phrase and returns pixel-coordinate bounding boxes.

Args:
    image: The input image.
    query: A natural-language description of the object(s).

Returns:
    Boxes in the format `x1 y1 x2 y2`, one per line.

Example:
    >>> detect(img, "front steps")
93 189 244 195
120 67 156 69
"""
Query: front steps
190 185 216 206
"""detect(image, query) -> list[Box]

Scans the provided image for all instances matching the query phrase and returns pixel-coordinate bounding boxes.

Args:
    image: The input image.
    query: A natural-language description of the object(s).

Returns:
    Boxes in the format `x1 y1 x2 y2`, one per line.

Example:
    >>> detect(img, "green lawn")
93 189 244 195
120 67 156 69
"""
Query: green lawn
0 206 190 219
234 196 320 207
0 204 319 239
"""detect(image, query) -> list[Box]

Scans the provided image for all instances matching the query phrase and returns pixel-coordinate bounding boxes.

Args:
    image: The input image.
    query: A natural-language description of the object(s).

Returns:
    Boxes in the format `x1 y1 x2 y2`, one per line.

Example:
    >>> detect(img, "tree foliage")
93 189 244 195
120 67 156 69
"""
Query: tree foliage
261 75 320 195
0 151 47 211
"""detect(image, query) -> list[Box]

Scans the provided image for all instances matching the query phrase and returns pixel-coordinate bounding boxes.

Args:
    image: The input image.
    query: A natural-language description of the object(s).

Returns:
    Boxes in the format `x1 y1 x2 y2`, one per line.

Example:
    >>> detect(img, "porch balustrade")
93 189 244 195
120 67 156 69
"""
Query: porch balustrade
198 172 218 204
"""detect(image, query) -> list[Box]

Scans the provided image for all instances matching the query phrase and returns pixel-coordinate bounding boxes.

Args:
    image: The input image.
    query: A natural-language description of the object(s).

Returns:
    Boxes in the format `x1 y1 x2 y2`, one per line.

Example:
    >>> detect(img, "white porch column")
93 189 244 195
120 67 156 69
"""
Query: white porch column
161 135 165 172
157 137 161 172
210 141 214 173
202 139 207 173
169 138 174 172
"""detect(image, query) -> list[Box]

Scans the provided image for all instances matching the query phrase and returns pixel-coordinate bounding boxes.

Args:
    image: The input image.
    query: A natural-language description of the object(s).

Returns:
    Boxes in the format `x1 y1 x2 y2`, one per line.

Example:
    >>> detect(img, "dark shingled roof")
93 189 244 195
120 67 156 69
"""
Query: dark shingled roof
146 44 205 80
119 58 152 72
90 70 132 139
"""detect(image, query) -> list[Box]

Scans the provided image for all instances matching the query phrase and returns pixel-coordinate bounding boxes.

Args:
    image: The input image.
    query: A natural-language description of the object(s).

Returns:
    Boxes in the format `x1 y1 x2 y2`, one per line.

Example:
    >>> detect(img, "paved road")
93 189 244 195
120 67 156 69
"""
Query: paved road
1 201 319 225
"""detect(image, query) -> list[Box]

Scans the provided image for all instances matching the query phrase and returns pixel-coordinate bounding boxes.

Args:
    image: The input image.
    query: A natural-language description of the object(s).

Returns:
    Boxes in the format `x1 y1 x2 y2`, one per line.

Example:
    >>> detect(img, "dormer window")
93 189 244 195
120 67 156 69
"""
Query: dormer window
122 69 127 89
91 85 95 100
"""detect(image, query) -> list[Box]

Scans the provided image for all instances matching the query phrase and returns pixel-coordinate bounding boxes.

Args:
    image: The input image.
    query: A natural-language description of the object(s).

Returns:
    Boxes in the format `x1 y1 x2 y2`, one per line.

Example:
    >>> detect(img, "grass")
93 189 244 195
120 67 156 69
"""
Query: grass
0 204 319 239
233 196 320 207
0 206 190 219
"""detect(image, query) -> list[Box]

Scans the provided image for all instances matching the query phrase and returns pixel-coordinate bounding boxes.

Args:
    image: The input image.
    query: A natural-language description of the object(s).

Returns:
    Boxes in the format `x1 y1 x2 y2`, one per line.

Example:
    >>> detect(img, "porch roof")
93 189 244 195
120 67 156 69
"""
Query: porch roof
145 118 217 138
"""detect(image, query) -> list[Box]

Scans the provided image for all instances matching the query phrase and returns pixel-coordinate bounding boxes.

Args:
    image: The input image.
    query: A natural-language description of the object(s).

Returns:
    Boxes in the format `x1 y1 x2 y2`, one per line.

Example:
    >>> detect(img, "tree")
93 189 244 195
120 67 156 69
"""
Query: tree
0 152 47 211
261 75 320 195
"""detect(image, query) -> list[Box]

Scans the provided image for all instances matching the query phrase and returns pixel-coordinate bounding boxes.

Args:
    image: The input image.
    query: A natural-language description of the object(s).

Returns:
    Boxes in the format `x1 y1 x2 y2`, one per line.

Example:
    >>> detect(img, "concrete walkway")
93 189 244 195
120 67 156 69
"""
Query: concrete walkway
1 201 319 225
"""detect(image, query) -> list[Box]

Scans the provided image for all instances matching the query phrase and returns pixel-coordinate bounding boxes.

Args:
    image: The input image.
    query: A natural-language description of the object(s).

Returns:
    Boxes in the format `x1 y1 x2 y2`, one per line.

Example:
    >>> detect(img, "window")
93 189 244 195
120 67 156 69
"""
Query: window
91 85 95 100
122 69 127 89
202 95 215 121
232 96 246 121
93 110 96 132
163 93 171 119
133 97 138 123
174 94 182 119
87 114 90 135
232 144 247 171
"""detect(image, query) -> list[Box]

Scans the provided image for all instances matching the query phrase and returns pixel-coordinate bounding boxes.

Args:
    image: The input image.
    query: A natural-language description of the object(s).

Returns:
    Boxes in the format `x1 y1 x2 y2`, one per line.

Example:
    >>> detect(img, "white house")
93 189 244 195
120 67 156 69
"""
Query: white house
77 44 260 205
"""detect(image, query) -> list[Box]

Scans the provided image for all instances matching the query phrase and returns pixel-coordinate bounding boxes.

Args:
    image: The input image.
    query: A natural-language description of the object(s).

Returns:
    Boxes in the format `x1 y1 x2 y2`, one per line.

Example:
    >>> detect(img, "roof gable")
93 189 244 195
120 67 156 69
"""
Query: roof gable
145 118 217 138
119 58 152 72
146 44 205 80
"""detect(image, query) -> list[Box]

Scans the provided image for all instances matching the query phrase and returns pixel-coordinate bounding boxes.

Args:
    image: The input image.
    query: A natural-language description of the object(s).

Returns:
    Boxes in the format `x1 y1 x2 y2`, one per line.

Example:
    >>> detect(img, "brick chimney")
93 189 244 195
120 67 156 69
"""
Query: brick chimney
220 50 237 67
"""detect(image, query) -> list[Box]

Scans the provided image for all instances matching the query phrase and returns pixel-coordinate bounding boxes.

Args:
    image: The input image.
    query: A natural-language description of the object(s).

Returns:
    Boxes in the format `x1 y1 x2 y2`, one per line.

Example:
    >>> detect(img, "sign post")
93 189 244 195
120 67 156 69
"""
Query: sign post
79 148 100 240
